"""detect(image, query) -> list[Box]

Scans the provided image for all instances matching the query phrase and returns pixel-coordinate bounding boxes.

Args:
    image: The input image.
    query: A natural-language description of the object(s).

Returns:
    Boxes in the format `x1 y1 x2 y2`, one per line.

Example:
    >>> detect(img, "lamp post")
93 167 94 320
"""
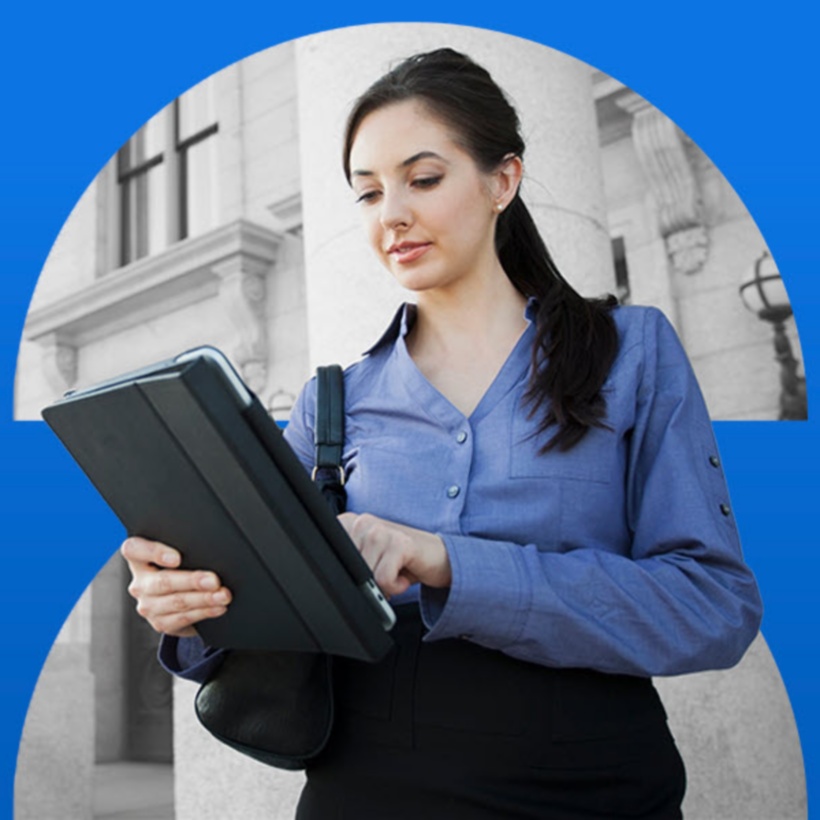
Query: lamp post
739 250 807 420
268 389 296 425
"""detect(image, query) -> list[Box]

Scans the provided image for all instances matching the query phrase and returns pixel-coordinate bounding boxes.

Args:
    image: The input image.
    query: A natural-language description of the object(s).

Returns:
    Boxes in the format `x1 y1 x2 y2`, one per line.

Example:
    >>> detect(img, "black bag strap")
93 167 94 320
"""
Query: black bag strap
313 364 346 515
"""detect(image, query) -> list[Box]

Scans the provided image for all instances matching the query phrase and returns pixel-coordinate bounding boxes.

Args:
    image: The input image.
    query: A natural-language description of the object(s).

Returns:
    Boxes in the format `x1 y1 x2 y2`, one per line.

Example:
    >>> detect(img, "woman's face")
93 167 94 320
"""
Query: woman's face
348 100 508 296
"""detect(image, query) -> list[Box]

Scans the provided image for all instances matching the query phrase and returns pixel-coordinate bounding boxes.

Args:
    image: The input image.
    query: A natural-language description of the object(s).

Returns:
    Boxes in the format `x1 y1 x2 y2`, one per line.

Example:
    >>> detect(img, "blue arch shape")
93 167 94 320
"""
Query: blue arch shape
0 5 818 819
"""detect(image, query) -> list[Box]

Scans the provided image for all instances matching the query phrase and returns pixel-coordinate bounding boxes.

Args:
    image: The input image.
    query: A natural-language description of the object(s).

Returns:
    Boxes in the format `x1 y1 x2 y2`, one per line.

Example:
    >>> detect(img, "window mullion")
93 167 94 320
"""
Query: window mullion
164 100 181 246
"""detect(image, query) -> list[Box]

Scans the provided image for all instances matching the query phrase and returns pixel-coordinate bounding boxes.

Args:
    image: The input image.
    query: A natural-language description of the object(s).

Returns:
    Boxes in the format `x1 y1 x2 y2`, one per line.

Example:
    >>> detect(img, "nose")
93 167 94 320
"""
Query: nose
379 188 412 231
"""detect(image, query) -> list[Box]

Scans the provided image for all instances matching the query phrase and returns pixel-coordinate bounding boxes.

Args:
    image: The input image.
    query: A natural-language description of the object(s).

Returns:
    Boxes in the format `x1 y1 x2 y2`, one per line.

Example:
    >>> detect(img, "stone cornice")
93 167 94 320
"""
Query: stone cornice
25 219 282 393
25 219 282 346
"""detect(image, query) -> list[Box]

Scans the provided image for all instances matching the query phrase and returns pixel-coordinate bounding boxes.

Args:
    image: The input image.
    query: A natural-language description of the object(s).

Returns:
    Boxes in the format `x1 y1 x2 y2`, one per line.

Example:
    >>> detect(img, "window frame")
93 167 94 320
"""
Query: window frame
114 86 219 269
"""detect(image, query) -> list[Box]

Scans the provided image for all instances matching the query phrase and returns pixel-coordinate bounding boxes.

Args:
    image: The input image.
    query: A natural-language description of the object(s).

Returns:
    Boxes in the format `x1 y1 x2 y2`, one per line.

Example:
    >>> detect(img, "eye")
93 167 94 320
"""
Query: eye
411 175 442 190
355 189 381 205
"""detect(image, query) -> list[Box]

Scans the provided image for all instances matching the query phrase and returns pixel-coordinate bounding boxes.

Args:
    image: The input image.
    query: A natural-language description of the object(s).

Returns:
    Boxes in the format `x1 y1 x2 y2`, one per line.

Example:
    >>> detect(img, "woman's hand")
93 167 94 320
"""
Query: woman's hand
337 513 451 598
120 536 232 638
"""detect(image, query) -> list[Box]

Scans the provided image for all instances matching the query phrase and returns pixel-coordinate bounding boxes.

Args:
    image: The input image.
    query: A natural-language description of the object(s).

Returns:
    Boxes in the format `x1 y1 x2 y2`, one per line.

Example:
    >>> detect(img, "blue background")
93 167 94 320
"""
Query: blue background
1 2 817 818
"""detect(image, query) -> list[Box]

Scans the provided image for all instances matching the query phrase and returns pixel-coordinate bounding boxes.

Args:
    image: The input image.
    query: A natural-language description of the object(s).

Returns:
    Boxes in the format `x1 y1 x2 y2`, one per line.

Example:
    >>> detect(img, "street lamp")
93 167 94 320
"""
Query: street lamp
268 388 296 425
739 250 807 420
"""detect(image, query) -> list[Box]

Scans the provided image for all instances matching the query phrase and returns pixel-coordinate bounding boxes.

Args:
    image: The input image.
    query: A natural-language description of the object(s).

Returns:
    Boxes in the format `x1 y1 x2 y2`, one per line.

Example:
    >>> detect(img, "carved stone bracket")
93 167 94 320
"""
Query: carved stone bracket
665 225 710 276
212 256 270 393
616 91 709 274
39 334 79 394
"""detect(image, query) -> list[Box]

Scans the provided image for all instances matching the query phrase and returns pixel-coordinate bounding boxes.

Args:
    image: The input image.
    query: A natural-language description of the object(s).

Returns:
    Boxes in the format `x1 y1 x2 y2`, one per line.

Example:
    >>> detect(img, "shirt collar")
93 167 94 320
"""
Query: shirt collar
362 303 417 356
524 296 539 323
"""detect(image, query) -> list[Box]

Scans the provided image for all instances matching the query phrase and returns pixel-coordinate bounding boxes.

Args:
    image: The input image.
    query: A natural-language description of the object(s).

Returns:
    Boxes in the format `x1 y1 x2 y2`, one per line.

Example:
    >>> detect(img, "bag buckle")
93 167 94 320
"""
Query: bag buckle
312 465 346 487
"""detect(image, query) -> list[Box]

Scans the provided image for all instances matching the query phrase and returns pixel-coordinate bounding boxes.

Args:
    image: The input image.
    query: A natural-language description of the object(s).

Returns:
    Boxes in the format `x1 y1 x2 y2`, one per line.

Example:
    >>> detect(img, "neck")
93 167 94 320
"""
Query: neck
410 267 529 356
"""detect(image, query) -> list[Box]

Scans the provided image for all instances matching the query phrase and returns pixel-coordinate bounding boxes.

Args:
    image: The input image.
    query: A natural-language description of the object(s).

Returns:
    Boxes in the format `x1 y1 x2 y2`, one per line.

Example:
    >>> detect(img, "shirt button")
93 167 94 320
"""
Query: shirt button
709 455 721 468
719 503 731 517
447 485 461 499
456 431 468 444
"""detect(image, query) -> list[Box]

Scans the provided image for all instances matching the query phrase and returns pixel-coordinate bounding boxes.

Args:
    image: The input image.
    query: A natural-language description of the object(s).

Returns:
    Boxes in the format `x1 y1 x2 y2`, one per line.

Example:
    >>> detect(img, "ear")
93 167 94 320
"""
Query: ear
489 154 523 213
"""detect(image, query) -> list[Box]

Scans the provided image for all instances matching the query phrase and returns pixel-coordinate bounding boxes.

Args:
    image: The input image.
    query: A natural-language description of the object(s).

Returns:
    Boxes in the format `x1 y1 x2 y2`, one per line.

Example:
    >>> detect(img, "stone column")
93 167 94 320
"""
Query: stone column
15 592 95 819
656 634 806 819
294 23 614 369
174 677 304 820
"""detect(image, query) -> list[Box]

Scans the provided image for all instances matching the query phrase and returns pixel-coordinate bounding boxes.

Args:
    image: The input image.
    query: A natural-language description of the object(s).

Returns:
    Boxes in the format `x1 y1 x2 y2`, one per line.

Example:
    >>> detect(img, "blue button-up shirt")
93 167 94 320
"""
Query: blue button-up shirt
284 301 761 678
162 301 761 681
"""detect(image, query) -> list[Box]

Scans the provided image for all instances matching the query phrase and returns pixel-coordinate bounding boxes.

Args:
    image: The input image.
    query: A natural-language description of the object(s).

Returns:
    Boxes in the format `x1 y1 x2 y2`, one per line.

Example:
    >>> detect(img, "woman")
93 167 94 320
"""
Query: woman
123 48 762 818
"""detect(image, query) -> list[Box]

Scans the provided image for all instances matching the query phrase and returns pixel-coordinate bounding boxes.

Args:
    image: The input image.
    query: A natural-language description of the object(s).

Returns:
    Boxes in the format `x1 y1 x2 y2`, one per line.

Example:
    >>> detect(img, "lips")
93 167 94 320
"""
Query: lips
387 241 432 264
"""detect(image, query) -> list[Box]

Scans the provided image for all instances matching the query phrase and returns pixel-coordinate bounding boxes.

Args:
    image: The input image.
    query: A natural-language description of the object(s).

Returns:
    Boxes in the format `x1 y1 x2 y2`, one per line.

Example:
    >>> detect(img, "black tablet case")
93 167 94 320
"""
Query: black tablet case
42 355 394 662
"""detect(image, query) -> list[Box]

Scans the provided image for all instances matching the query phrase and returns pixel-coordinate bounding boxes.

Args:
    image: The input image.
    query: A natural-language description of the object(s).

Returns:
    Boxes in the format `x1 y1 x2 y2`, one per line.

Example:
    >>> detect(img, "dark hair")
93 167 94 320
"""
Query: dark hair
343 48 618 452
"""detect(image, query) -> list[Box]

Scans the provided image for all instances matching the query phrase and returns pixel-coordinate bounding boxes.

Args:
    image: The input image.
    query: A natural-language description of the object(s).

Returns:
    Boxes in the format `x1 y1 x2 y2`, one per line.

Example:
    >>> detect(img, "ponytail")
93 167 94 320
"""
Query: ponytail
497 195 618 451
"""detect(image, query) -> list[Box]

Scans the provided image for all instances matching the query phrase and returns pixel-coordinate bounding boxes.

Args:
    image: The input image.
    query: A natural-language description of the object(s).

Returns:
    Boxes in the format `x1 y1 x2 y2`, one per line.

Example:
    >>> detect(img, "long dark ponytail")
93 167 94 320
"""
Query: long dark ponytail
343 48 618 452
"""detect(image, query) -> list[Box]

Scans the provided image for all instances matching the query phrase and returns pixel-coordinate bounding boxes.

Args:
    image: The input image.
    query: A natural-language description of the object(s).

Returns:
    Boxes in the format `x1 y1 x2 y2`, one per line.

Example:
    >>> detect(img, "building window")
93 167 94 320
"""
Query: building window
612 236 630 304
118 110 168 265
177 80 219 240
116 78 218 267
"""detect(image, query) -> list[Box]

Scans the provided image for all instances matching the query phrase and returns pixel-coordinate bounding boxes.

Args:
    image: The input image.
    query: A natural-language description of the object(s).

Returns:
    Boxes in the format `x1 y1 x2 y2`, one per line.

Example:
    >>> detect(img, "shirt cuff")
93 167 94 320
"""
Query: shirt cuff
420 534 531 649
158 633 226 683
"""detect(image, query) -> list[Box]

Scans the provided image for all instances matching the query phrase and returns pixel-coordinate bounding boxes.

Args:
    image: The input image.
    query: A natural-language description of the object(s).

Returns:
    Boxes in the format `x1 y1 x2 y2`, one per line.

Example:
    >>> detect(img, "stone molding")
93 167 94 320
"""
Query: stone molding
616 91 709 275
25 219 283 393
267 191 303 237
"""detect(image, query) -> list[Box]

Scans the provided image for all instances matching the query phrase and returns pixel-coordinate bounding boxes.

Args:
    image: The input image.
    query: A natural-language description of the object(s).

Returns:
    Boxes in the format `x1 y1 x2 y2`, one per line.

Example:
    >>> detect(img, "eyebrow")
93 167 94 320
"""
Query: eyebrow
351 150 448 178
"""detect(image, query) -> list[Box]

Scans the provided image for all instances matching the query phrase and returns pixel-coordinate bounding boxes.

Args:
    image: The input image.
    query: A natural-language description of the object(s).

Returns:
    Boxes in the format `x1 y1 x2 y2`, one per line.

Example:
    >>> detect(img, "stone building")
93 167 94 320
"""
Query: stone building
14 24 806 820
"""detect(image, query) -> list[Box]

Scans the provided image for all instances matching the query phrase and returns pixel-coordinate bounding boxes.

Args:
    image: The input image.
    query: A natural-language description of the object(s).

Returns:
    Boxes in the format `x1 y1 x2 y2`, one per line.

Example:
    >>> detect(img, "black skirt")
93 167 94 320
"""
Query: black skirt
296 605 686 819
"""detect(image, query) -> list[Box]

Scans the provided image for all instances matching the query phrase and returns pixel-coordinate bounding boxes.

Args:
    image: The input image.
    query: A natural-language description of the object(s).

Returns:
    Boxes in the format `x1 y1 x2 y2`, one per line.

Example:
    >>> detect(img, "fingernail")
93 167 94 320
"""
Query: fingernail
162 551 178 565
213 590 229 604
200 574 218 590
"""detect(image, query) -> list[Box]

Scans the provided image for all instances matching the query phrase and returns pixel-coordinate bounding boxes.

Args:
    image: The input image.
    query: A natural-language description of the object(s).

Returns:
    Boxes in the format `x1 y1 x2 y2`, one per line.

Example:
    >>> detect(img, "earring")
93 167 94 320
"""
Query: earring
495 203 504 212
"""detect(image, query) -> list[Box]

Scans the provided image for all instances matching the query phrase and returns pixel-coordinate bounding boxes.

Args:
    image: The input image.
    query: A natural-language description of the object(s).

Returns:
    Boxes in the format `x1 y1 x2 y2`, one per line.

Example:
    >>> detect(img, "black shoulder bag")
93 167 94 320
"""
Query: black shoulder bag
194 365 345 769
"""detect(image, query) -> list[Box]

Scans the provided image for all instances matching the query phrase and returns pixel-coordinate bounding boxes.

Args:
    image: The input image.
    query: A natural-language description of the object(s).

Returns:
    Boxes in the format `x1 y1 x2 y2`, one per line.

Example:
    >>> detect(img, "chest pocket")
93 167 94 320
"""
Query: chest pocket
509 409 614 484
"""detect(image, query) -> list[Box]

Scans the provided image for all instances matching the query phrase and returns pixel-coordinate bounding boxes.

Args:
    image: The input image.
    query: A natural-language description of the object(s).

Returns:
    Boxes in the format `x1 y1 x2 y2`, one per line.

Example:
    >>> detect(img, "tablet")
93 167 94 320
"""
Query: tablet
41 347 395 662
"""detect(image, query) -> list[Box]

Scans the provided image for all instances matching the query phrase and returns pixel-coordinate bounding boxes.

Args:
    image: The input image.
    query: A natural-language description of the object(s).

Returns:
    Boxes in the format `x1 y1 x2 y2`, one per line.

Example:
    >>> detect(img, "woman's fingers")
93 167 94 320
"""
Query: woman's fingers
340 513 398 594
132 585 231 615
360 526 416 596
130 581 232 634
136 606 227 638
338 512 447 597
121 536 181 570
141 604 230 637
128 566 224 599
120 536 232 637
371 548 414 598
